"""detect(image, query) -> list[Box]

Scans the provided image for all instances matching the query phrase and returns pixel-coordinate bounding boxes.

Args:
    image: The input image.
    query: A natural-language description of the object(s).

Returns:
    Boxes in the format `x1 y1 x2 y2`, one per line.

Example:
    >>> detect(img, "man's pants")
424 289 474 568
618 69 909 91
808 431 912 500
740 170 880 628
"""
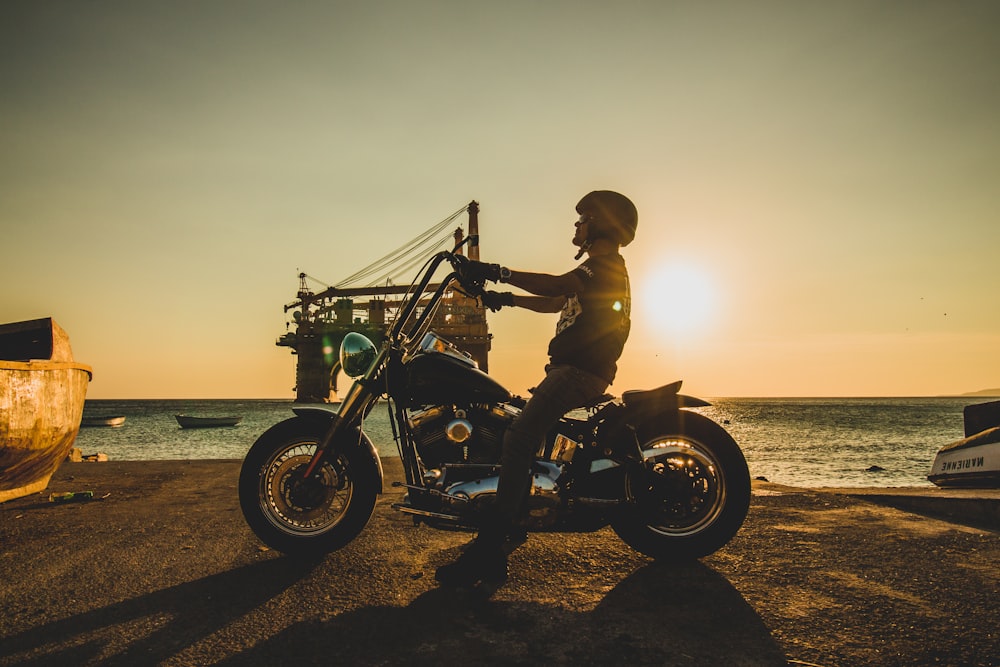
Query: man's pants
492 364 609 527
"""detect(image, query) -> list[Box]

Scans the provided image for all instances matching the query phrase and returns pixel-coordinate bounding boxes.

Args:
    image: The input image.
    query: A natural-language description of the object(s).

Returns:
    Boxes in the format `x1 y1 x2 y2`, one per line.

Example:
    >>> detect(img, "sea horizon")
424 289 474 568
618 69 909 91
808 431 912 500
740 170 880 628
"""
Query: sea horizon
71 396 994 488
83 391 1000 402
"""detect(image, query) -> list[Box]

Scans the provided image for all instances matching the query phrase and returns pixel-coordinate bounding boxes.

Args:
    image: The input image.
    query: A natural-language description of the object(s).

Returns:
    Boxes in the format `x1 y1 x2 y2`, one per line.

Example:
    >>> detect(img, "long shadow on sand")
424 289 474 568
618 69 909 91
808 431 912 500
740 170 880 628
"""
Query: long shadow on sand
220 560 786 666
0 556 321 667
2 558 785 666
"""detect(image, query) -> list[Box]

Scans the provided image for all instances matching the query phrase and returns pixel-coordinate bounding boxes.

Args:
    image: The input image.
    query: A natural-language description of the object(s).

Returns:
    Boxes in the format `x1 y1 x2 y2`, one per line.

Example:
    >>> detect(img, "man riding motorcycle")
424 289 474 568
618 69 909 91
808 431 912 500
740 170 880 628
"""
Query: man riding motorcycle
435 190 638 592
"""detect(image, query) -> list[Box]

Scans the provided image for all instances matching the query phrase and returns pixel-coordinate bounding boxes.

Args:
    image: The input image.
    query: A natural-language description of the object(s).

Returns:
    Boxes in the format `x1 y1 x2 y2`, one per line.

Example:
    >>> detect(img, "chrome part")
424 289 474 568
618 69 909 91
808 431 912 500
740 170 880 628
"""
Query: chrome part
339 332 377 377
489 403 521 420
407 404 511 468
445 419 473 443
407 405 449 430
551 434 580 462
523 464 561 527
434 461 564 528
391 503 463 521
416 332 477 366
444 475 498 502
589 459 619 474
260 443 353 535
630 437 727 537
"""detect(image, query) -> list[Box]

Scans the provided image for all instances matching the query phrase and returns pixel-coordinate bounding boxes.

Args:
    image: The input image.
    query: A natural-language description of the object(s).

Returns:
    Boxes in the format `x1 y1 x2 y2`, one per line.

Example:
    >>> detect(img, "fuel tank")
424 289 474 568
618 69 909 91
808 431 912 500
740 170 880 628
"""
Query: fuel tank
405 351 512 406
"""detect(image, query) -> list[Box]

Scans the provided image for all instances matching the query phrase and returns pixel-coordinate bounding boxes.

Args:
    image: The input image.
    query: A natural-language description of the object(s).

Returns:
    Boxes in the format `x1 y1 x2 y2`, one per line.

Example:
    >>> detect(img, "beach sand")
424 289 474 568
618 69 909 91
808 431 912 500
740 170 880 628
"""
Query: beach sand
1 458 997 666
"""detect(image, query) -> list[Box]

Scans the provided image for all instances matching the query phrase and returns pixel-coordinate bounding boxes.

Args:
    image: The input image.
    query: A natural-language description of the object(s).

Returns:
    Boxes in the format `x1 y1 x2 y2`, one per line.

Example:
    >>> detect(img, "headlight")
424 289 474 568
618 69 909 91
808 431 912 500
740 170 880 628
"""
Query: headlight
340 332 377 378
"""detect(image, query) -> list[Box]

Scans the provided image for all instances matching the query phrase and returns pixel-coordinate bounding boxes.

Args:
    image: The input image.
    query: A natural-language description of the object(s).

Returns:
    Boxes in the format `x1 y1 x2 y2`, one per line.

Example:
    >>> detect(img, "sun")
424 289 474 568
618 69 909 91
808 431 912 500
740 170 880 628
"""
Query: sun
637 263 717 337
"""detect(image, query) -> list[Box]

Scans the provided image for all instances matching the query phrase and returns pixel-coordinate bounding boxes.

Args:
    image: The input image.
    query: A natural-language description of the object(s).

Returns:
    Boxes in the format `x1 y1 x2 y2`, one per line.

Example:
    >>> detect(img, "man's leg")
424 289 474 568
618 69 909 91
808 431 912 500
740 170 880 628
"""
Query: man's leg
435 365 607 590
493 365 609 524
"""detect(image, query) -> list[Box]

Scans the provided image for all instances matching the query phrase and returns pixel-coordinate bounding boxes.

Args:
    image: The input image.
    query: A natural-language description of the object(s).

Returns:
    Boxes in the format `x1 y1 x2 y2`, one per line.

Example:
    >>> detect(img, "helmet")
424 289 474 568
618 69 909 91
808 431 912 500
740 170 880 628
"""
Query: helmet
575 190 638 246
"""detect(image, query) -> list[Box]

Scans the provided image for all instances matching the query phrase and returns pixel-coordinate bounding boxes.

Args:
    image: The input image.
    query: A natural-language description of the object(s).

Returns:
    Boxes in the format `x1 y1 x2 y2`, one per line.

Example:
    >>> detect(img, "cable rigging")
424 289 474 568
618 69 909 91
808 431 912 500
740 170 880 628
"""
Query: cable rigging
331 205 467 289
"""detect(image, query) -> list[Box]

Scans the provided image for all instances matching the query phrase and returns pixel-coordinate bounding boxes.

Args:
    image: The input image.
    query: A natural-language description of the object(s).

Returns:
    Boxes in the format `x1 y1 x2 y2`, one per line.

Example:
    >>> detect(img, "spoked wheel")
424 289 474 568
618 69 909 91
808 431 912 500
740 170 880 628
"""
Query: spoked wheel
239 417 379 556
263 444 353 533
612 412 750 561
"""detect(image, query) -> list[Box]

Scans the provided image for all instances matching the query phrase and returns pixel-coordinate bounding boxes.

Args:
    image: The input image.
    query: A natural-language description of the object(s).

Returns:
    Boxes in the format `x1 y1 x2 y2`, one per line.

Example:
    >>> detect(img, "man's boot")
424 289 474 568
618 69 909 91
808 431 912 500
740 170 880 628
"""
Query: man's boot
435 522 509 592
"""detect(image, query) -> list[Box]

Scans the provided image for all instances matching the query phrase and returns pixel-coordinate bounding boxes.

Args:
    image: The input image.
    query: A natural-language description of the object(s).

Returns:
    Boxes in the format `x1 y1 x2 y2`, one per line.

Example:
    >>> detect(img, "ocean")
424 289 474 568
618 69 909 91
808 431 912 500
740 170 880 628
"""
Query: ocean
73 397 985 488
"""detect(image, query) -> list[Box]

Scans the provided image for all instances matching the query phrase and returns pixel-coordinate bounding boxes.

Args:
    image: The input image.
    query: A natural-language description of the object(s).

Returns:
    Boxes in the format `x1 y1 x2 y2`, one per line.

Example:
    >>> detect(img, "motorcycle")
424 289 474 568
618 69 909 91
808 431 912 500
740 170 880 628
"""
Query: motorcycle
239 217 751 562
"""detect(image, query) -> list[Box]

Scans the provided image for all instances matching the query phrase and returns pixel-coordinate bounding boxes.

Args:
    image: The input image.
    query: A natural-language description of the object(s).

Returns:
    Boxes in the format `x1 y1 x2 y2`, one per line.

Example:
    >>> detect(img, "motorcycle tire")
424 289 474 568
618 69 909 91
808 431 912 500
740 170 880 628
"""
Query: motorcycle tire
611 411 750 561
239 416 380 556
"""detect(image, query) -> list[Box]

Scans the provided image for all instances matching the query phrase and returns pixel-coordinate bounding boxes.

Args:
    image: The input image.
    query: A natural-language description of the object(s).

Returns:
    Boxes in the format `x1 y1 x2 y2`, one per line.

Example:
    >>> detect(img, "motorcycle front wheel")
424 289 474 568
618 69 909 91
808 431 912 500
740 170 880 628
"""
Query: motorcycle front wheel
239 416 379 556
611 411 750 561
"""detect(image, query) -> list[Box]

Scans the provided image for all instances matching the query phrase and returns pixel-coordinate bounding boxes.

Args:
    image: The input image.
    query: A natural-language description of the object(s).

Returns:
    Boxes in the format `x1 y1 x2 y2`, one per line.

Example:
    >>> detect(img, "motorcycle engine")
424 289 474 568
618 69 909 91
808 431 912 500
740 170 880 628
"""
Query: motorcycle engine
407 403 517 468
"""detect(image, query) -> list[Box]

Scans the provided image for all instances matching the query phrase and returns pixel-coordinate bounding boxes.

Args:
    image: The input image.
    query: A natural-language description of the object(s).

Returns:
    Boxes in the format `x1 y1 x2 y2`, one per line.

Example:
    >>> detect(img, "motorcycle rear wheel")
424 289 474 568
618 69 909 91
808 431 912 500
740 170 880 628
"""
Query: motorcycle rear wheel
611 411 750 561
239 417 379 556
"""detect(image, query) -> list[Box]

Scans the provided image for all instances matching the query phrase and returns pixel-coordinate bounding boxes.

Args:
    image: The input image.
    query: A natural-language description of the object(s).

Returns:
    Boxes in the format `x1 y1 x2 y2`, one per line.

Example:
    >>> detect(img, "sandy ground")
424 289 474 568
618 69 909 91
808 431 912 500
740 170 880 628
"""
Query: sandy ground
0 458 997 666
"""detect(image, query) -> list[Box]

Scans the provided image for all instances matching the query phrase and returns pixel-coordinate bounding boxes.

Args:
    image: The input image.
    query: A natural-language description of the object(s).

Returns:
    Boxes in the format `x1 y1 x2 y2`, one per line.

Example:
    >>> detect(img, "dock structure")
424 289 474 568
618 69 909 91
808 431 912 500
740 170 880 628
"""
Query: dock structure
276 202 490 402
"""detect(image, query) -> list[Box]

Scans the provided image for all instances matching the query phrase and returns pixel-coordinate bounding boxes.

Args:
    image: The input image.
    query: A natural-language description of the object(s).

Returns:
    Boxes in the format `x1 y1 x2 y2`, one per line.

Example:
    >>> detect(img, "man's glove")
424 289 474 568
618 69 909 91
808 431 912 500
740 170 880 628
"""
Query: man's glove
480 290 514 312
463 260 502 284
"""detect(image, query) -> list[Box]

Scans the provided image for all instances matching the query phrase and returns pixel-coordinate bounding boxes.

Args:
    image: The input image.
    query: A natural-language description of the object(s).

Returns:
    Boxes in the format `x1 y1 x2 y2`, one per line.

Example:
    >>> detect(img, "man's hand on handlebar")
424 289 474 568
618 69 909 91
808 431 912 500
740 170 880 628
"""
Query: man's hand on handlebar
480 290 514 312
462 260 502 284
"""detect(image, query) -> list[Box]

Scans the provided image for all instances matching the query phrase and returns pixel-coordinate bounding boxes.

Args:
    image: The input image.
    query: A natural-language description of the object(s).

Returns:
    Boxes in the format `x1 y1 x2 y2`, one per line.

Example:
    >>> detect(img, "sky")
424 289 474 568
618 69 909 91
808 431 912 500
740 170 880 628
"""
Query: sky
2 1 998 399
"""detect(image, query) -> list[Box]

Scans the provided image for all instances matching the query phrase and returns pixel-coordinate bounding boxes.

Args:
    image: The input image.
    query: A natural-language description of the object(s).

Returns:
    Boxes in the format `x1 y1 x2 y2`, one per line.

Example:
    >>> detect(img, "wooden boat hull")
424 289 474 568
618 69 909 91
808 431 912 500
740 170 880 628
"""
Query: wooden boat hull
1 318 92 503
175 415 242 428
1 360 92 502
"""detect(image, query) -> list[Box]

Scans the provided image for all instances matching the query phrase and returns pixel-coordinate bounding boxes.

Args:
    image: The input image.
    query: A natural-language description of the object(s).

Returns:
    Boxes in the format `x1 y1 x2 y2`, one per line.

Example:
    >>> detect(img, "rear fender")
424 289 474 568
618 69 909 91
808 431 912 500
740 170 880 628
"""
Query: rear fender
597 385 712 457
292 407 384 493
621 382 711 416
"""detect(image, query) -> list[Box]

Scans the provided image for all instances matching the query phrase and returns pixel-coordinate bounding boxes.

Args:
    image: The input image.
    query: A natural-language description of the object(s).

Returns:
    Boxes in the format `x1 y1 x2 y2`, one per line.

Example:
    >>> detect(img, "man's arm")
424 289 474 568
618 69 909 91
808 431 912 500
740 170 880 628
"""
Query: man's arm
505 269 584 298
512 294 566 313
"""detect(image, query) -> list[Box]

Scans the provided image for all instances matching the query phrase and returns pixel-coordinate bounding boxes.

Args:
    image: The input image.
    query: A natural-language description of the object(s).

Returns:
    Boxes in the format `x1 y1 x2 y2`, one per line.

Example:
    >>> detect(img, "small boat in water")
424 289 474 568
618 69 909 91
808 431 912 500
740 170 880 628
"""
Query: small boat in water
1 318 92 503
81 415 126 427
929 400 1000 488
175 414 242 429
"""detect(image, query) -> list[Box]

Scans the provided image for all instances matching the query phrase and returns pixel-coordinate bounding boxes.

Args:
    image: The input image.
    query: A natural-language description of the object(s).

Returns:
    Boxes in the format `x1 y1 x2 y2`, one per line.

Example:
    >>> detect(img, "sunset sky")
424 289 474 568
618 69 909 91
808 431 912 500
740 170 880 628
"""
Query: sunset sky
2 1 998 399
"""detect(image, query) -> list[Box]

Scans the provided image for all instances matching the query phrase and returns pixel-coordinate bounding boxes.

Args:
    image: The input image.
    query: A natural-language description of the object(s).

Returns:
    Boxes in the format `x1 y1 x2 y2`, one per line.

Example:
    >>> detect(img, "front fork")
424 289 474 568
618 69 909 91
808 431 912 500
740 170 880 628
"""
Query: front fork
301 375 381 478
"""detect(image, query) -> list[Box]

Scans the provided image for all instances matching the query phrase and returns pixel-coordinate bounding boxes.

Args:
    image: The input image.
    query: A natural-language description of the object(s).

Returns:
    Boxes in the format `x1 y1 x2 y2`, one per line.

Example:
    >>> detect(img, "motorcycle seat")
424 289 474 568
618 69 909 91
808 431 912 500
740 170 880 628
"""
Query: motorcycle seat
621 381 683 408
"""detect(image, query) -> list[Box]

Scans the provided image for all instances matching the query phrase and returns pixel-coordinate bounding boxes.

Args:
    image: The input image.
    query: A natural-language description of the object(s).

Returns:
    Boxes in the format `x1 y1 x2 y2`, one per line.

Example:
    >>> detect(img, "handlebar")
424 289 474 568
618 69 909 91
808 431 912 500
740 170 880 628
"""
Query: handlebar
447 253 488 298
385 230 506 347
387 249 485 342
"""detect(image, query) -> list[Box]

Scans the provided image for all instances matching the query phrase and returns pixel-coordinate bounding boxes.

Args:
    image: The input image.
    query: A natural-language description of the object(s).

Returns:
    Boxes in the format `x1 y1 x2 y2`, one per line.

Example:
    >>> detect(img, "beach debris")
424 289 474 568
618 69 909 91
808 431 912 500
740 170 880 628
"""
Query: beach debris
787 659 830 667
48 491 94 503
66 448 109 462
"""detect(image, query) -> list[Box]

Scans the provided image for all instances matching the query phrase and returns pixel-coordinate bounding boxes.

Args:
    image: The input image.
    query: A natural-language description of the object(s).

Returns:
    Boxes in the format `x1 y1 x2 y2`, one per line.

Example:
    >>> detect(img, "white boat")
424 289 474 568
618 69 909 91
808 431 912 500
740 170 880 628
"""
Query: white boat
81 415 126 427
929 400 1000 488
